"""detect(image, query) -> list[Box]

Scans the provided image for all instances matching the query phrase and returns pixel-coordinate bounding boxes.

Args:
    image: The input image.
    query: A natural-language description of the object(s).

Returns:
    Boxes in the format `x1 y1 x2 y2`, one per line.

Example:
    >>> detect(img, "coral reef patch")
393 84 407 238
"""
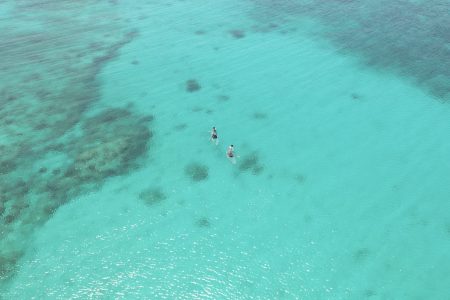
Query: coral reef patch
184 163 209 182
217 95 230 102
353 248 370 263
139 187 167 206
252 0 450 101
238 152 264 175
186 79 201 92
174 123 188 131
253 112 268 120
195 217 211 228
229 29 245 39
294 174 306 184
0 1 150 284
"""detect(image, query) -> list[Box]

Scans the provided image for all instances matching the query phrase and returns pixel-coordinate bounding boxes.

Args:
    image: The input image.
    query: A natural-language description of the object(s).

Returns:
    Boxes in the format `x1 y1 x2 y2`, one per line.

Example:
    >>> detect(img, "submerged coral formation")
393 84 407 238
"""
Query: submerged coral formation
195 217 211 228
253 112 268 120
139 187 167 206
229 29 246 39
184 163 209 182
217 95 230 102
0 1 151 284
253 0 450 100
238 152 264 175
186 79 201 92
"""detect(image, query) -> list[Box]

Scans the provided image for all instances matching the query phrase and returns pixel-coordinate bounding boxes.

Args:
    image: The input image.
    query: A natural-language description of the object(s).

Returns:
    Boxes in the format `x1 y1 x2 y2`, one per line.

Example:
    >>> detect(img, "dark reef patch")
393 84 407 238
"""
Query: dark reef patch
131 60 139 65
252 0 450 101
195 30 206 35
186 79 201 92
4 214 16 225
295 174 306 184
363 289 377 298
0 251 22 279
217 95 229 102
140 115 154 123
238 152 264 175
353 248 370 263
185 163 209 182
195 217 211 228
251 23 280 34
139 187 167 206
0 4 147 284
351 93 363 101
253 112 268 120
191 106 203 112
0 160 17 175
69 108 151 182
174 123 187 131
229 29 245 39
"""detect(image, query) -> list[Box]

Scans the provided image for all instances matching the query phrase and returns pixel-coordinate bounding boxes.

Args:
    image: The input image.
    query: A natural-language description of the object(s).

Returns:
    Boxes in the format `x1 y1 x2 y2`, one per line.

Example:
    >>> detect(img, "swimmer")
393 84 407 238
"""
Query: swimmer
210 126 219 145
227 144 236 164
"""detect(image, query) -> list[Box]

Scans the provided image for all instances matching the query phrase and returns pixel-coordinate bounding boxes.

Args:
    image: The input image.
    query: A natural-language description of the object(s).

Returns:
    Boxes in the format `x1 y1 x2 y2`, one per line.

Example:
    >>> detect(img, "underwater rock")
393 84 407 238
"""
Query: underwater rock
353 248 370 263
351 93 363 100
185 163 209 182
73 137 135 180
140 115 154 123
186 79 201 92
191 106 203 112
0 251 22 278
82 108 131 131
44 175 77 203
195 217 211 228
253 112 268 119
229 29 245 39
295 174 306 184
4 214 17 225
50 107 152 190
0 160 16 175
364 289 377 298
217 95 230 101
174 123 187 131
238 152 264 175
139 187 167 206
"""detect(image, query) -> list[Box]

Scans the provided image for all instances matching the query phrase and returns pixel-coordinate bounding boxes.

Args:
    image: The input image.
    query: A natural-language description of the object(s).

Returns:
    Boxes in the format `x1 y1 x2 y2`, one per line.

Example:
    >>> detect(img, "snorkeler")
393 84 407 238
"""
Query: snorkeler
210 126 219 145
227 144 236 164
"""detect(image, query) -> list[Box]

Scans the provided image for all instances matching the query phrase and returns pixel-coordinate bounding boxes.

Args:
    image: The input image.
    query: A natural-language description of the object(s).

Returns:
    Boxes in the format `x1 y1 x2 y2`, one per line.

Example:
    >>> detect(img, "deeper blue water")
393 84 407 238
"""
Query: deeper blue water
1 0 449 299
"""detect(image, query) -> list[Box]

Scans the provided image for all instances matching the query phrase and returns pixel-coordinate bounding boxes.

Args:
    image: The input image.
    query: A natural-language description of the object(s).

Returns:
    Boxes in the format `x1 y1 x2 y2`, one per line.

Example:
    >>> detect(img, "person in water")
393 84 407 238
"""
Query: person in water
227 144 236 164
210 126 219 145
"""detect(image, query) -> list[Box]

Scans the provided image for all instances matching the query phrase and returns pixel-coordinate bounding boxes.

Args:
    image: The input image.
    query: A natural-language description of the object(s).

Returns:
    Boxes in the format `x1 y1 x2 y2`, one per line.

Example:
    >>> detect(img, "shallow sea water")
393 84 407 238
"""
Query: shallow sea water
1 0 450 299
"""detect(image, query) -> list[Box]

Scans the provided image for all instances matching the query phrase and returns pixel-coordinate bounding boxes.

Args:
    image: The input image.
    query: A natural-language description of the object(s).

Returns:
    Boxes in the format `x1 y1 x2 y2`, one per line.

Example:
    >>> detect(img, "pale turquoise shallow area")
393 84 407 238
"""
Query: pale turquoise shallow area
2 0 450 299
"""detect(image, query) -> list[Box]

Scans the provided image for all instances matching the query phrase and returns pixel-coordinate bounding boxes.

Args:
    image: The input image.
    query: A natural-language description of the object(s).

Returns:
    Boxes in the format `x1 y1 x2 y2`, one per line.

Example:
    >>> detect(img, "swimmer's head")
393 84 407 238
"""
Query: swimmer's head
230 144 234 147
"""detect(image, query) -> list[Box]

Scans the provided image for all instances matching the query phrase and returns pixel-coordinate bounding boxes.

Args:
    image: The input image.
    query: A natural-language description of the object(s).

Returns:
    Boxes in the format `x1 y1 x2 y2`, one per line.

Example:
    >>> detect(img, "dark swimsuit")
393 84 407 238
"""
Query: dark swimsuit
212 133 218 139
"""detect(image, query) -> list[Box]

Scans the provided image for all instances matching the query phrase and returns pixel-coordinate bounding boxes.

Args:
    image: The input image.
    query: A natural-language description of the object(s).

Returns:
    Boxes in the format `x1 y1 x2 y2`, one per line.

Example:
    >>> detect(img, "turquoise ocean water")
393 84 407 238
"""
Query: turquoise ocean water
1 0 450 299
